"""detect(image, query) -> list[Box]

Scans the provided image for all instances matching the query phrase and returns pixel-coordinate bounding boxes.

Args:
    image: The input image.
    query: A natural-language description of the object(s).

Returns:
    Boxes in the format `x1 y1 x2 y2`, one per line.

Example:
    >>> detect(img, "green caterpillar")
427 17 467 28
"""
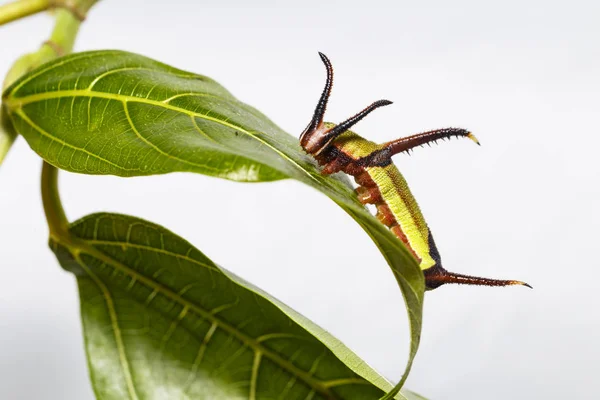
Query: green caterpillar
300 53 530 290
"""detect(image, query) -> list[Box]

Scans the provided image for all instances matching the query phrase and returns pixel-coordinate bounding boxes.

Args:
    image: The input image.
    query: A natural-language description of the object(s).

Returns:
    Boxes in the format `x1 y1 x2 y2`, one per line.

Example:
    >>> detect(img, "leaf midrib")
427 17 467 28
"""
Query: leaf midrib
4 89 320 185
62 234 372 399
74 253 140 400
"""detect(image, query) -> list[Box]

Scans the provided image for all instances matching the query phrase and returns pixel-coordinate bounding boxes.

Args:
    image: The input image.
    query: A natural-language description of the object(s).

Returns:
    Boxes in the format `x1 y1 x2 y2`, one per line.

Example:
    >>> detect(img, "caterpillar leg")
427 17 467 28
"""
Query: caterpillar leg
356 186 381 204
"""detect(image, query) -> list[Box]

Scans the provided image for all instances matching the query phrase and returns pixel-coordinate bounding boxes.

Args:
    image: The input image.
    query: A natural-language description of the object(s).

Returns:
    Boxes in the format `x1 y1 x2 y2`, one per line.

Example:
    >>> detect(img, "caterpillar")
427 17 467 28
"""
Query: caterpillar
300 53 530 290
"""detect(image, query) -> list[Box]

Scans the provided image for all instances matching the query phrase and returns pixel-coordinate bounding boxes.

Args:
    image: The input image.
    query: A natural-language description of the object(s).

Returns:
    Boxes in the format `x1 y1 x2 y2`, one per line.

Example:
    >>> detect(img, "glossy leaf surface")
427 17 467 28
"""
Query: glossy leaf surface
3 51 424 394
52 212 423 400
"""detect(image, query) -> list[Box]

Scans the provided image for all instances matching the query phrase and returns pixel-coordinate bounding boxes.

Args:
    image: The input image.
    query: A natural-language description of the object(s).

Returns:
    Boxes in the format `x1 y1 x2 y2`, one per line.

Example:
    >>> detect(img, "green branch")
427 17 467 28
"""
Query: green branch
0 0 99 27
1 0 98 169
0 0 50 26
34 2 98 235
3 0 100 91
3 8 84 90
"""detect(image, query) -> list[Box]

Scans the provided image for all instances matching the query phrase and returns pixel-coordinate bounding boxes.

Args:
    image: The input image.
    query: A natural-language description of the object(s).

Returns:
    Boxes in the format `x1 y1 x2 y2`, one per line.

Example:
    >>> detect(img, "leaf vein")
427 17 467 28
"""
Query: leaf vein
6 90 320 184
12 109 135 173
249 351 262 400
75 256 140 400
122 101 221 172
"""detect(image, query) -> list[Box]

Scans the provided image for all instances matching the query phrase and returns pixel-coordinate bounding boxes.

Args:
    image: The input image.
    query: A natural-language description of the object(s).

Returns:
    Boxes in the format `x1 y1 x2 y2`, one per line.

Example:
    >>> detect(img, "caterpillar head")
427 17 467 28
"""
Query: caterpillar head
300 53 392 156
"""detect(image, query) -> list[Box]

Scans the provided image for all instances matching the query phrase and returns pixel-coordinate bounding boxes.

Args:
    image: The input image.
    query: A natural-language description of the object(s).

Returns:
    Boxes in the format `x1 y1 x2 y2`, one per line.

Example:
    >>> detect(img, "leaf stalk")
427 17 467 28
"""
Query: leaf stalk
33 2 98 236
41 161 69 239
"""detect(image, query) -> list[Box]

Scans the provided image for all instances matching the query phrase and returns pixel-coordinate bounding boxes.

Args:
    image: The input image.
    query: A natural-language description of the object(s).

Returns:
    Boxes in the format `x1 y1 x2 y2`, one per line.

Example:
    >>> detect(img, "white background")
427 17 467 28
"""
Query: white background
1 1 598 399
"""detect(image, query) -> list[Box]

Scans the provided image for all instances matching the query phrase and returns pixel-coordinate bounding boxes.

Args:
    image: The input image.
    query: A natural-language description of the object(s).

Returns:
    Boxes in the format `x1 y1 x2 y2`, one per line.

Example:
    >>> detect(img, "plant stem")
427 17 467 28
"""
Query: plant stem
36 2 97 235
41 162 69 239
0 0 50 26
3 7 84 90
1 0 98 166
2 0 99 228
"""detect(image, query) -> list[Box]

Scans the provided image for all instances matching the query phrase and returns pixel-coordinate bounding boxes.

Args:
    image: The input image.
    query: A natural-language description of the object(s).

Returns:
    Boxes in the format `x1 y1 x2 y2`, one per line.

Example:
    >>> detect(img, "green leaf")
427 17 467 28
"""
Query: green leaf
52 212 424 400
2 51 424 394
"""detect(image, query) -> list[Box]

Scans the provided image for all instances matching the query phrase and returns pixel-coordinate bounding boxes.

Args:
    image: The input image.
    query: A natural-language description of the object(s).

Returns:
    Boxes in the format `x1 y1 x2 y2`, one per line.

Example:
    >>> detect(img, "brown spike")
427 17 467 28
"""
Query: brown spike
424 265 531 290
299 52 334 146
314 99 392 154
385 128 479 156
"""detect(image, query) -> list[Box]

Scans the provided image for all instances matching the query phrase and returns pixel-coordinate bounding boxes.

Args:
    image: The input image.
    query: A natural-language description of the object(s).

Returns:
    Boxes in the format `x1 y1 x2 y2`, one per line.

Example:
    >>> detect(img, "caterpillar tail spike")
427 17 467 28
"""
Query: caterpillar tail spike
423 266 532 290
300 52 530 291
